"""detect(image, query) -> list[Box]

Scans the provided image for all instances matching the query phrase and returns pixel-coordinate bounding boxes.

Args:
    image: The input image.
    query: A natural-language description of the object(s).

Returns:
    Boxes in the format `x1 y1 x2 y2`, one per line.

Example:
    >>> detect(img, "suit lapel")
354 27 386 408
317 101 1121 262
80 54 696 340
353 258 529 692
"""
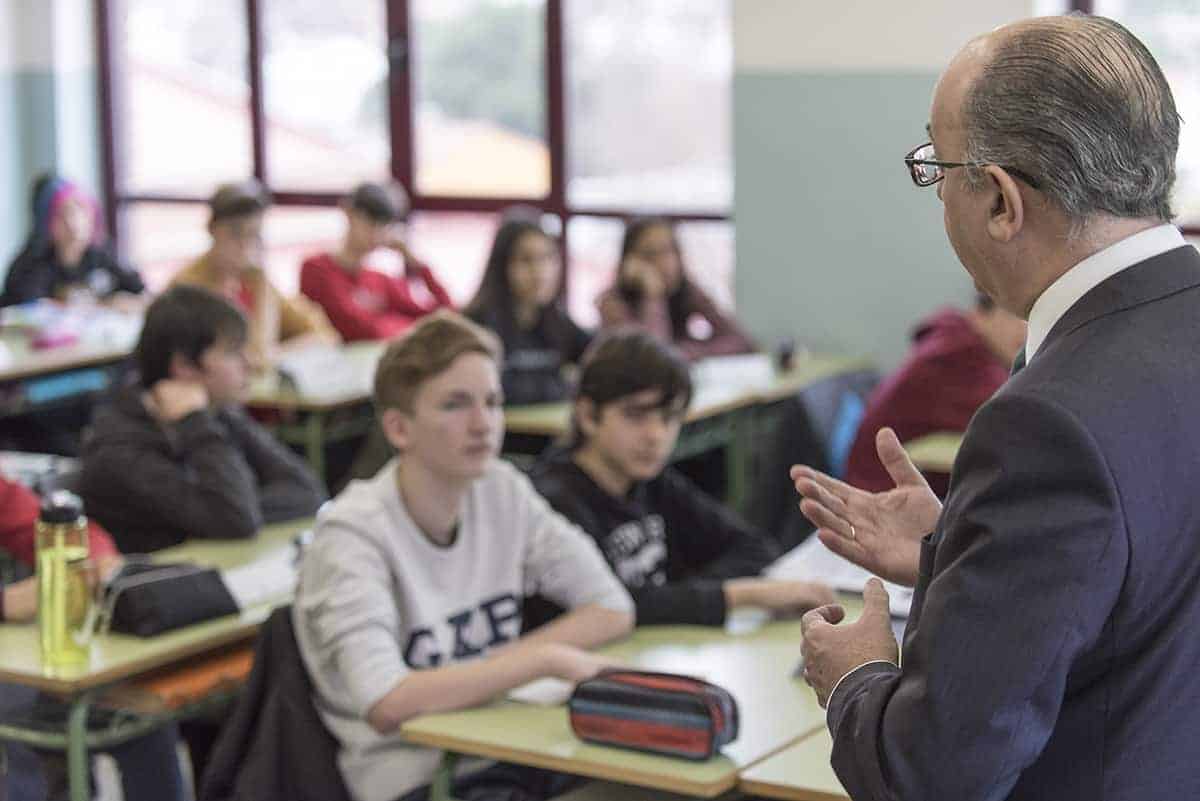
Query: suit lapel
1038 245 1200 356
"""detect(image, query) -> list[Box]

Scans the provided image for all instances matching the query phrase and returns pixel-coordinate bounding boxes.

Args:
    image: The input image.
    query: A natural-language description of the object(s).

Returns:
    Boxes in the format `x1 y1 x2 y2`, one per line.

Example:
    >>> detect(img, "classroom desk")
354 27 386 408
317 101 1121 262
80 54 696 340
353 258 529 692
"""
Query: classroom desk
401 612 851 798
904 431 964 474
738 728 846 801
0 332 134 418
0 517 311 801
245 341 384 480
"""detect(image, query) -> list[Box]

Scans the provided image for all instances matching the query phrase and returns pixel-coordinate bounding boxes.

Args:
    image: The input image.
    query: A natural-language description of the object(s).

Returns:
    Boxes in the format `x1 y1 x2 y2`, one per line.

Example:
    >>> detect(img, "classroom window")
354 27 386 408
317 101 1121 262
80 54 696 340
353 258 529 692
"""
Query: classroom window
564 0 732 212
98 1 735 313
410 0 549 198
262 2 392 191
120 203 210 292
112 0 253 196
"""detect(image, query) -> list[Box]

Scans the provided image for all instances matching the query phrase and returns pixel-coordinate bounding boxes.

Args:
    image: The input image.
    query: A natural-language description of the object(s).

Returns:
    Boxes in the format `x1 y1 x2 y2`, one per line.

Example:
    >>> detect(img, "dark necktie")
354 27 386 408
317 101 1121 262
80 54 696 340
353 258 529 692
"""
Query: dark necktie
1011 348 1027 376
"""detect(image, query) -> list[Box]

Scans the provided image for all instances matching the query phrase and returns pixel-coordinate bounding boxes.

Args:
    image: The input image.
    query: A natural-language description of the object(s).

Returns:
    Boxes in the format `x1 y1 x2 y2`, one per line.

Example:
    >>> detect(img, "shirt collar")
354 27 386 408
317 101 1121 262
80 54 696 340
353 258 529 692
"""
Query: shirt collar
1024 224 1186 360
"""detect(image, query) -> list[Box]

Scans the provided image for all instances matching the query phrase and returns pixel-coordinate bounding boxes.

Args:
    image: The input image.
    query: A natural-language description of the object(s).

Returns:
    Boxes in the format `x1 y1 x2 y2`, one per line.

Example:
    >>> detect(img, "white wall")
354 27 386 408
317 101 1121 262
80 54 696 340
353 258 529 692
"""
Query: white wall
735 0 1037 72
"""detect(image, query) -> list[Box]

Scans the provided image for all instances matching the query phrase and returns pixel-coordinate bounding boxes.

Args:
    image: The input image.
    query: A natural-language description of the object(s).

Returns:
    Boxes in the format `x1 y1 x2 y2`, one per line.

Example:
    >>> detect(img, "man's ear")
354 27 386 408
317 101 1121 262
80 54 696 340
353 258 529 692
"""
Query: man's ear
168 352 203 382
984 165 1025 243
575 397 600 440
380 408 411 452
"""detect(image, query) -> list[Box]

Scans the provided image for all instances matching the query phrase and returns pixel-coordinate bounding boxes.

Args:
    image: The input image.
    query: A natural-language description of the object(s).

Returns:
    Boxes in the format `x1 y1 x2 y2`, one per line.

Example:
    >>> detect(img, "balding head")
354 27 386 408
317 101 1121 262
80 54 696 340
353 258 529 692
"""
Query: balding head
962 15 1179 227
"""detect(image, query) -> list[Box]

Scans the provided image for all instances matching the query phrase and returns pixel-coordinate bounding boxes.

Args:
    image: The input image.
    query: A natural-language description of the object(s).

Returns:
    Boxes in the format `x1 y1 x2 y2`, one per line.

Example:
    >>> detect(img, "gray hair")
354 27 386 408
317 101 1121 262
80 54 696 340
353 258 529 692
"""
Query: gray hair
963 14 1180 226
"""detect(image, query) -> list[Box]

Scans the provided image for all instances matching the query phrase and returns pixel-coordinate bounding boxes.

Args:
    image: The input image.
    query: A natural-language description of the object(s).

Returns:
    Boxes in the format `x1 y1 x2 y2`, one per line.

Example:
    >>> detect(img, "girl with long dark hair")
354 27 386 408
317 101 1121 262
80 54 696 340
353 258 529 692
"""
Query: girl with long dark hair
465 212 590 405
597 216 755 360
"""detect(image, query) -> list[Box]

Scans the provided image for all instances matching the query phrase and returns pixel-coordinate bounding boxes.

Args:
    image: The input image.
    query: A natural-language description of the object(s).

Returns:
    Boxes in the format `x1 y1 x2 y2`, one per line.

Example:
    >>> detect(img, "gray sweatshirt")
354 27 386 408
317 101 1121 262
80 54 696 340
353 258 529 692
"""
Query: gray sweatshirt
293 458 633 801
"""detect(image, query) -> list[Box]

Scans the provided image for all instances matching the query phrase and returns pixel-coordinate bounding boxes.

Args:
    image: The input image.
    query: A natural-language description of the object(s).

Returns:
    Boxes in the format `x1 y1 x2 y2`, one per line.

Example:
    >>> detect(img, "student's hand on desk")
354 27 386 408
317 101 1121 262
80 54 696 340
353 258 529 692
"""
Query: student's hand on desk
147 380 209 422
791 427 941 588
2 577 37 623
725 578 837 618
540 643 624 684
800 578 898 708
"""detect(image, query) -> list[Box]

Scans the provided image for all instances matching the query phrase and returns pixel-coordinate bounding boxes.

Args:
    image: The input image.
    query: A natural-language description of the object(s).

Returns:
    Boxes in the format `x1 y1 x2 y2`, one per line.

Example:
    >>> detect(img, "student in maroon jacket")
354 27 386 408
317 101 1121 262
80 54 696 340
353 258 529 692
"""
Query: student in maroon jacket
300 182 452 342
527 330 832 628
596 217 756 360
844 293 1026 497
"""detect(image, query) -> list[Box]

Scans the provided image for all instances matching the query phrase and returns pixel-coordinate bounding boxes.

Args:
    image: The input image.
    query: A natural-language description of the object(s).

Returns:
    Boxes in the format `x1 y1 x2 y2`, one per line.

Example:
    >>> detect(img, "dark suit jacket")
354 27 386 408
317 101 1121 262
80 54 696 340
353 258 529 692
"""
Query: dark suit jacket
828 244 1200 801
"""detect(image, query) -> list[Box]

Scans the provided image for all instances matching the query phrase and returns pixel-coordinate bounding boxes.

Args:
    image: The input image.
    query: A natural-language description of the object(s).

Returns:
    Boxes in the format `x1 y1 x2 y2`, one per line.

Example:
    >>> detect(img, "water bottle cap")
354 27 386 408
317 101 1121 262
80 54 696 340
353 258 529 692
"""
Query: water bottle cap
39 490 84 524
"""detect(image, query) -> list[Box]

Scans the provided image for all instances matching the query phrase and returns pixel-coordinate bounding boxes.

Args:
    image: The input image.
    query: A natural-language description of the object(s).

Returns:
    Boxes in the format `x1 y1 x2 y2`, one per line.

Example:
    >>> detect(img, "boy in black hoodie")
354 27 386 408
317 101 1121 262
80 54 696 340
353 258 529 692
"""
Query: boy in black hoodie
81 285 326 552
528 330 833 627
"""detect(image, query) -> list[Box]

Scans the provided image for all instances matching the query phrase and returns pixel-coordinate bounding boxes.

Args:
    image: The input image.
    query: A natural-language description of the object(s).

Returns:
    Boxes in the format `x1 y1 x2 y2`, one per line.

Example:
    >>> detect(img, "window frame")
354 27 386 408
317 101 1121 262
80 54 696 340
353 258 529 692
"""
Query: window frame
93 0 733 300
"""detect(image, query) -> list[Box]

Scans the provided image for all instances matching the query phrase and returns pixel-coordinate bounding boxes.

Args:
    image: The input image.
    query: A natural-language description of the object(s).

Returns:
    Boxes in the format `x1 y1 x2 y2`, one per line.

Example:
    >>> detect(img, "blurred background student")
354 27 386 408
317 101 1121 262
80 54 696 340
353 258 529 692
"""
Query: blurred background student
596 216 755 361
173 179 339 370
300 182 452 342
844 293 1027 497
2 173 144 308
465 210 591 405
0 477 188 801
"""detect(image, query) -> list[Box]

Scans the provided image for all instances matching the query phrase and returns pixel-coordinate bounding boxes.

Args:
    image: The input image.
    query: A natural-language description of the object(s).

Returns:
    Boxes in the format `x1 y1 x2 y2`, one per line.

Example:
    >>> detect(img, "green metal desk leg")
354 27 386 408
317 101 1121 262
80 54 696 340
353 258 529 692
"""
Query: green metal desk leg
430 751 463 801
67 693 93 801
304 412 327 485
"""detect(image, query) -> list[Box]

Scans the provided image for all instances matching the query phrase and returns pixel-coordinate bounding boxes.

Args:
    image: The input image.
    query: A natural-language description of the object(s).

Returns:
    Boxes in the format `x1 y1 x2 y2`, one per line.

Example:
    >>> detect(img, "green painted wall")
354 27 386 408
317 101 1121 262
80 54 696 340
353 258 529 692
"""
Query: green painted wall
733 72 977 369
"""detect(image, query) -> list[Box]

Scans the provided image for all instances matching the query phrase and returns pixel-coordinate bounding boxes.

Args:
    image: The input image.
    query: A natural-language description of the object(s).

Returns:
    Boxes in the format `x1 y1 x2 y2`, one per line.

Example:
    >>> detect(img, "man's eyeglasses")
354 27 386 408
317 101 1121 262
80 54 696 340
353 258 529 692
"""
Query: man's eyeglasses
904 142 1041 189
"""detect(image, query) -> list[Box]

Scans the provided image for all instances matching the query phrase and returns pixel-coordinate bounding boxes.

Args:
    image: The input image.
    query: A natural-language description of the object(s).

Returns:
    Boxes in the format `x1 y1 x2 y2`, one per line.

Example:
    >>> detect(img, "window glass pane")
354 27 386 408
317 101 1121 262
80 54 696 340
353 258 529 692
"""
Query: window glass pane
262 2 390 191
120 203 210 291
263 206 346 297
565 1 732 212
411 0 548 198
405 212 500 304
116 0 252 195
565 216 623 328
1089 3 1200 225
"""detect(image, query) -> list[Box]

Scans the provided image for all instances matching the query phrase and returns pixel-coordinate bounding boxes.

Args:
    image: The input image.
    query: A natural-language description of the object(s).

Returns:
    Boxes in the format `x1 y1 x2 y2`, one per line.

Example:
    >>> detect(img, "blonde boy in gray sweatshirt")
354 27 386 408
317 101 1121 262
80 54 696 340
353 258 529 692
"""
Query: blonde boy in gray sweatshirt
294 311 634 801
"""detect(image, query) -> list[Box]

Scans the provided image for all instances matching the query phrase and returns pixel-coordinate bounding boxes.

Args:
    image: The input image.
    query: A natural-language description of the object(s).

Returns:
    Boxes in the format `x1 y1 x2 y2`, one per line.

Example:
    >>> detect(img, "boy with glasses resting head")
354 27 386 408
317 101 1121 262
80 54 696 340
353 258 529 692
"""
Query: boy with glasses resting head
526 330 834 630
292 310 633 801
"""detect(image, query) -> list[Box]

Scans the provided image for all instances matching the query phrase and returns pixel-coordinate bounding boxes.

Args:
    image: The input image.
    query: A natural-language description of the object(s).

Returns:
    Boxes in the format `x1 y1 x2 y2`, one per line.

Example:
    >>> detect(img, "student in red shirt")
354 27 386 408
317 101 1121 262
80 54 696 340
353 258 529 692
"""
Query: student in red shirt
0 478 119 622
844 293 1026 497
0 477 188 801
300 182 453 342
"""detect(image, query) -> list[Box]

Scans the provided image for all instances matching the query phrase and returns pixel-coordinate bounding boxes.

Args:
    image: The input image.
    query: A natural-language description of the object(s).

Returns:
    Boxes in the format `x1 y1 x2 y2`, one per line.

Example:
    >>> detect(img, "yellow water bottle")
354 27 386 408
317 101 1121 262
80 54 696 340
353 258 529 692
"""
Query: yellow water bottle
36 490 91 666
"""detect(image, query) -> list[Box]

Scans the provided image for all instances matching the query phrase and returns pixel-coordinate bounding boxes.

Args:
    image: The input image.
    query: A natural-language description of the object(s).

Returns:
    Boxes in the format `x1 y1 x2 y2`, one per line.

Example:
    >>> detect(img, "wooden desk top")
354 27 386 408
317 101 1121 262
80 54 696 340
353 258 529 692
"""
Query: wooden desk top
0 518 311 695
904 431 964 474
739 728 846 801
245 341 384 412
401 619 829 797
502 355 872 439
0 339 133 384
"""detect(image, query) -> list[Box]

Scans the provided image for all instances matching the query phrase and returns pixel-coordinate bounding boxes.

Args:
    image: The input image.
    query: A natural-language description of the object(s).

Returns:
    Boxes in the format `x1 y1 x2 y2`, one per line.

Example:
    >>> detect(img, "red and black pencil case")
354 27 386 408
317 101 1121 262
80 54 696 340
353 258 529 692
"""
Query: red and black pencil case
567 669 739 760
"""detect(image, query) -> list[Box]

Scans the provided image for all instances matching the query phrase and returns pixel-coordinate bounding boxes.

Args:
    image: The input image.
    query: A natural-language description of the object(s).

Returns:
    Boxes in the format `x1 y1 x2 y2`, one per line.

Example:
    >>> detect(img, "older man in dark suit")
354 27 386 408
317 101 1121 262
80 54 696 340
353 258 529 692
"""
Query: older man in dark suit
792 14 1200 801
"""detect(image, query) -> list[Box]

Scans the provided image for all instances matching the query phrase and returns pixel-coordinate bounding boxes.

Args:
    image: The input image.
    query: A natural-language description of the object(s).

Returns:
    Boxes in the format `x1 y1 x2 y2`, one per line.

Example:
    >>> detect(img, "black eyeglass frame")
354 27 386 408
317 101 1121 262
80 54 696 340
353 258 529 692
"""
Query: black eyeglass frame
904 142 1041 190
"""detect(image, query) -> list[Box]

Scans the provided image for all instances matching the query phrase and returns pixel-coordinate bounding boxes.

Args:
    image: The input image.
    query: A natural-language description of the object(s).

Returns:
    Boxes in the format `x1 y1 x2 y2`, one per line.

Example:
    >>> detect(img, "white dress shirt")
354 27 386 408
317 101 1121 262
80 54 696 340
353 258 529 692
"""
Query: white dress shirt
1024 224 1187 360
